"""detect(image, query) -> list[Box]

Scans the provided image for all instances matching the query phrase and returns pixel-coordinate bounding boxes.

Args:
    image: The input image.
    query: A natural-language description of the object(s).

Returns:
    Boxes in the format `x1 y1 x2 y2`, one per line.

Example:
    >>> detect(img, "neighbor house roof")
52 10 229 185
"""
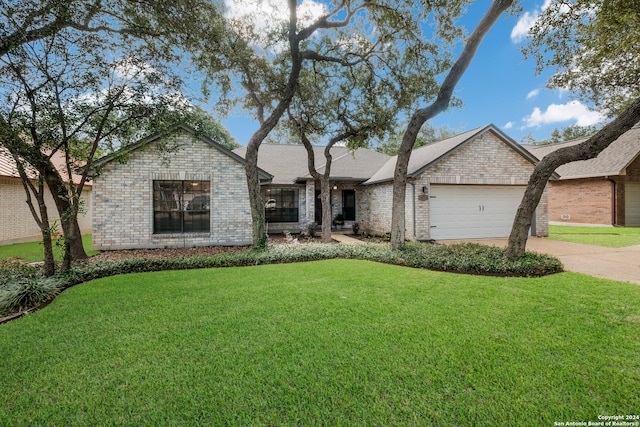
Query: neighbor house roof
0 147 91 186
525 126 640 180
364 124 541 185
233 144 390 185
91 124 273 182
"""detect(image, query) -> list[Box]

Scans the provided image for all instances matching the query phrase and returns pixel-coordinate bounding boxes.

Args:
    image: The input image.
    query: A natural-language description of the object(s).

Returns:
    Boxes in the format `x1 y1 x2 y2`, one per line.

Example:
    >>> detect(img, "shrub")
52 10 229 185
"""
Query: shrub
397 242 563 276
0 279 62 316
0 262 65 316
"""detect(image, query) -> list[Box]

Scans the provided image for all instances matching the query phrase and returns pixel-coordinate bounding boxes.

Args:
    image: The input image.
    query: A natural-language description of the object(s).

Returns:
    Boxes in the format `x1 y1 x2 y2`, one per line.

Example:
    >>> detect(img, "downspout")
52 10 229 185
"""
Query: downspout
607 177 617 226
411 183 417 240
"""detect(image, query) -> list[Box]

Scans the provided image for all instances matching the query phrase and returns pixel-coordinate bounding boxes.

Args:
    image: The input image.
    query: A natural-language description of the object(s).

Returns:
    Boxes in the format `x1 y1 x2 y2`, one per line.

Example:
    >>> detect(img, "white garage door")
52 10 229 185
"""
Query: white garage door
429 185 526 240
626 182 640 226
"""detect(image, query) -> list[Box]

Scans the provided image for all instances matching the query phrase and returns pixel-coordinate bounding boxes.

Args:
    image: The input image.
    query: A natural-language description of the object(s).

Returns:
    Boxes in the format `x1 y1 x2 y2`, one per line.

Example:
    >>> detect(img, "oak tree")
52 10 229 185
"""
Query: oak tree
389 0 516 249
0 0 227 272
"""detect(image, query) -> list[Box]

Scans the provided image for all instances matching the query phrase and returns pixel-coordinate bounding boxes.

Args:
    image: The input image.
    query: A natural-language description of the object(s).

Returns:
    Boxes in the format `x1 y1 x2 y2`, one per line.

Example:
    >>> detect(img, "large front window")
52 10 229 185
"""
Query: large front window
153 180 210 233
264 188 299 223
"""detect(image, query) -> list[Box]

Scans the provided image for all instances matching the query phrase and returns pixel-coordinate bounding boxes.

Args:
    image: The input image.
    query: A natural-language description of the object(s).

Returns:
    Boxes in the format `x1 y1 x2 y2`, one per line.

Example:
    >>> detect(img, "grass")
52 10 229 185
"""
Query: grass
1 260 639 426
0 235 98 263
548 225 640 247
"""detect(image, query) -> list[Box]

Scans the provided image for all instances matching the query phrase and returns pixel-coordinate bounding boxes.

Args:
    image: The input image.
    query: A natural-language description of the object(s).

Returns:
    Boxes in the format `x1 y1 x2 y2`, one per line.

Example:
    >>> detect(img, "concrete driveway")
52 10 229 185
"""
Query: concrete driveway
448 238 640 285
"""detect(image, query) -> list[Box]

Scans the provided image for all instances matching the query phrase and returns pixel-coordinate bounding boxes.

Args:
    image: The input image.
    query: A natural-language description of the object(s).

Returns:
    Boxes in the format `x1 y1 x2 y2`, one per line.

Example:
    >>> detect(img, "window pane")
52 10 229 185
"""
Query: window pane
153 180 210 233
264 188 299 223
154 211 183 233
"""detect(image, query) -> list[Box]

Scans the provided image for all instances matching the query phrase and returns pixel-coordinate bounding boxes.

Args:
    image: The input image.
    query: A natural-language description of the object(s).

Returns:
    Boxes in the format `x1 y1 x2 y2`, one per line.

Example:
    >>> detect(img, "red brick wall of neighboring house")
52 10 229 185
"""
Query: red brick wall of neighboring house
548 178 614 225
626 155 640 178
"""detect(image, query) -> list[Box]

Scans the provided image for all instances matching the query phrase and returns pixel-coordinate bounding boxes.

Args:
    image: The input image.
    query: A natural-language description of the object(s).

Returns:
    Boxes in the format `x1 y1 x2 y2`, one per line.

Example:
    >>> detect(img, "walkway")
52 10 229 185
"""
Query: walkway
331 233 365 244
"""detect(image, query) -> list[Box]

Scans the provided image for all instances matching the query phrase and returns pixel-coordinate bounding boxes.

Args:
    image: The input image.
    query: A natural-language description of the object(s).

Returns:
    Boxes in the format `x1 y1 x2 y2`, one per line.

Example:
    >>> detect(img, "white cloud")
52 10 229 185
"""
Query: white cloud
510 11 538 43
524 100 605 127
511 0 559 43
504 121 515 129
526 89 540 100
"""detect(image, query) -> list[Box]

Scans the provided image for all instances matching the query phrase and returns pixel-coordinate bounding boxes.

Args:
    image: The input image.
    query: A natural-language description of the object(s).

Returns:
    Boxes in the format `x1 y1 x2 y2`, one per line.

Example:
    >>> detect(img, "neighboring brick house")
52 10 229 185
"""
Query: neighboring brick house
91 124 549 250
527 126 640 226
0 148 93 245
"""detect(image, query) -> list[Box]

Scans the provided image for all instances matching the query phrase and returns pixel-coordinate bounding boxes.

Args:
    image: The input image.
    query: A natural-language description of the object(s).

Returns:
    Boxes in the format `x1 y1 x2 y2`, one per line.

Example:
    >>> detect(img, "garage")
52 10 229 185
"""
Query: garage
625 181 640 226
429 185 527 240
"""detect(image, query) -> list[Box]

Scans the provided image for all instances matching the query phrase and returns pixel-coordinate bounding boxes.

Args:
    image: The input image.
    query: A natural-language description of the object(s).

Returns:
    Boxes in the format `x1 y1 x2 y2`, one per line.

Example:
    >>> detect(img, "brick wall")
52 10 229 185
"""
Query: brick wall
547 178 613 225
0 177 92 245
92 130 252 250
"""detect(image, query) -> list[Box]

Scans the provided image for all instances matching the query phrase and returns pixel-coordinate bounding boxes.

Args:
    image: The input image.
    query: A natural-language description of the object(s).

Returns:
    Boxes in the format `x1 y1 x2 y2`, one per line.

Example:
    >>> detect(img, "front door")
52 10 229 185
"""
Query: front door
342 189 356 221
315 190 322 224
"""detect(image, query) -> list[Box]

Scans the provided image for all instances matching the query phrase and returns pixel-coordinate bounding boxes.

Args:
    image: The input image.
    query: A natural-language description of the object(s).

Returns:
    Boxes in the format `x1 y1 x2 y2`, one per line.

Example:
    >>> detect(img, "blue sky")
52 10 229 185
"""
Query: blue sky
219 1 606 146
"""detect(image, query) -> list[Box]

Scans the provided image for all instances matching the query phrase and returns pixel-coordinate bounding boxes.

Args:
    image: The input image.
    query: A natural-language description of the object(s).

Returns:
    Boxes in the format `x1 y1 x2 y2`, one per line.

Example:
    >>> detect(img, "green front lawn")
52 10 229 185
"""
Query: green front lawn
0 235 98 263
548 225 640 247
1 260 638 426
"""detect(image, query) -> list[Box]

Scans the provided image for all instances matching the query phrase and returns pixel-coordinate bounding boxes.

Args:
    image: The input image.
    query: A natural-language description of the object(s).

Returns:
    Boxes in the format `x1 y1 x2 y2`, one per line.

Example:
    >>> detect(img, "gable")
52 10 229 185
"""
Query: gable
95 128 247 180
365 125 540 185
425 130 536 185
92 124 272 182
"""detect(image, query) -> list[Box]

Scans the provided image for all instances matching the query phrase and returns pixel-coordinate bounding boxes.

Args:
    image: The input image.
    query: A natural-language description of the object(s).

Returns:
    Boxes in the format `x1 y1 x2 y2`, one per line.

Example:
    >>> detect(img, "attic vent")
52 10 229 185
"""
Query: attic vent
561 214 570 220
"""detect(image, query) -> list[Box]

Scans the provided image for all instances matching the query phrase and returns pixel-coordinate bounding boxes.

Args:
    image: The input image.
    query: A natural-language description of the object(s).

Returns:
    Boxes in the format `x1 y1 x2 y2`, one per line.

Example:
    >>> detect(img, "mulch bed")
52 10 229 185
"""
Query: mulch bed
85 234 319 263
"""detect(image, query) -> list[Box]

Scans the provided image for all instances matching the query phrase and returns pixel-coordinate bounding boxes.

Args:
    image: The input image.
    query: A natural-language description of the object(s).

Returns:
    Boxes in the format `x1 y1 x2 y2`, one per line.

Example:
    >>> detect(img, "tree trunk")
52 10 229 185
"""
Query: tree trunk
320 177 332 243
39 208 56 277
42 161 87 265
506 96 640 258
390 117 423 248
300 136 335 243
389 0 513 249
244 140 268 248
25 179 56 276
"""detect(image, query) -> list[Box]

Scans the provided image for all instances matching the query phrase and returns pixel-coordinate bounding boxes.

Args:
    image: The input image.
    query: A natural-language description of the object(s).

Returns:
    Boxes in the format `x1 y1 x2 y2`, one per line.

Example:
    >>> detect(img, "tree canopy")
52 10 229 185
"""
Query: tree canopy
523 0 640 115
522 124 600 146
198 0 480 247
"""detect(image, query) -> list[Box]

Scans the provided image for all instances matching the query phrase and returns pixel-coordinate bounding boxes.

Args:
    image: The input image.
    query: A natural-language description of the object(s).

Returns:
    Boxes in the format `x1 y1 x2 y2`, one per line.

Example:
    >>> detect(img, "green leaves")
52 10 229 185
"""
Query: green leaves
523 0 640 113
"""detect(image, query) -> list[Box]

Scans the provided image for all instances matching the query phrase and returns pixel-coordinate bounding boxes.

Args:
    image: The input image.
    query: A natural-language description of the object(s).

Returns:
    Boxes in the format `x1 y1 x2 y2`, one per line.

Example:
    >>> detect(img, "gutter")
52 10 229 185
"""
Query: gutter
607 177 617 225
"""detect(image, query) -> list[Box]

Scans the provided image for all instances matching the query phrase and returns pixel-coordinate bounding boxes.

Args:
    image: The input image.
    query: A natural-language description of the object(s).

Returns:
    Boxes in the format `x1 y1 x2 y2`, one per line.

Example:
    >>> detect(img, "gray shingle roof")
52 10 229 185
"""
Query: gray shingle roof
525 127 640 180
364 124 539 185
233 144 391 185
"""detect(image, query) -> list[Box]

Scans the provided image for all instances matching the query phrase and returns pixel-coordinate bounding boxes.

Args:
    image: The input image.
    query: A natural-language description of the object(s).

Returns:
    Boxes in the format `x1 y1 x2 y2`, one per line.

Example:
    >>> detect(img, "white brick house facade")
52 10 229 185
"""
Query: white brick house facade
91 124 549 249
92 126 269 250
